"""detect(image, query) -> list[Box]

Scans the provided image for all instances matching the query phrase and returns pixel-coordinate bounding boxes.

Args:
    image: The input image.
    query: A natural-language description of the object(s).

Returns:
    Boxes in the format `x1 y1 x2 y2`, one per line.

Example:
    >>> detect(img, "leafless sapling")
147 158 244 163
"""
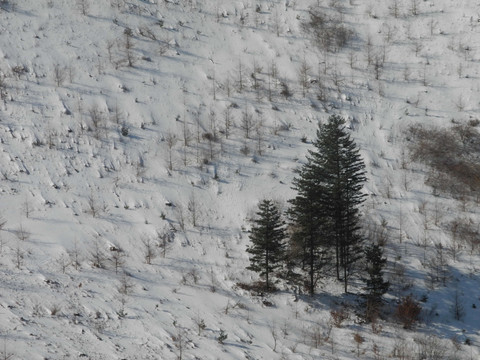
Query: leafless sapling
109 246 126 274
117 271 135 295
222 106 233 138
389 0 401 18
22 197 31 218
240 107 254 139
76 0 90 15
14 239 24 269
53 64 67 87
193 312 206 336
89 237 107 269
236 59 245 93
187 192 198 227
142 236 157 265
0 75 7 102
165 132 178 171
68 238 82 271
157 230 171 258
123 27 135 67
15 223 30 242
298 57 311 97
410 0 419 16
57 253 71 274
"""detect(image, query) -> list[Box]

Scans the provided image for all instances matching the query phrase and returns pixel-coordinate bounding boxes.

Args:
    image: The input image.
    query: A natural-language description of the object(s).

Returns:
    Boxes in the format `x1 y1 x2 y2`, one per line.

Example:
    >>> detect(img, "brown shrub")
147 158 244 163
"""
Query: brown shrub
407 123 480 197
395 294 421 329
330 307 349 328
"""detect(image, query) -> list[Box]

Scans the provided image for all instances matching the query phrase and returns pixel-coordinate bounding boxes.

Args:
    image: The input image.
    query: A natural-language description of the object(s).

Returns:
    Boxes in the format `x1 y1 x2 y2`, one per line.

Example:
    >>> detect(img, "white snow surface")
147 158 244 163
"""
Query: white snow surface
0 0 479 359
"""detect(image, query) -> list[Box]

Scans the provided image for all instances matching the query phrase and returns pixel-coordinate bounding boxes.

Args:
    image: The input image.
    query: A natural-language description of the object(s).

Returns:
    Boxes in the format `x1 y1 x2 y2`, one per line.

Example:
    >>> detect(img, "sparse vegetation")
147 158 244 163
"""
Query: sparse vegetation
0 0 479 359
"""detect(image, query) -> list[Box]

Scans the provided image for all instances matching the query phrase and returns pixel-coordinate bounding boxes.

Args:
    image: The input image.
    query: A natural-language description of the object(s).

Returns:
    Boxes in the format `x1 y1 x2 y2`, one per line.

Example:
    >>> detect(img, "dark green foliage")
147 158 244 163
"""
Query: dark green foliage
364 244 389 301
364 244 389 319
317 115 366 292
288 161 329 295
289 115 366 294
246 199 286 290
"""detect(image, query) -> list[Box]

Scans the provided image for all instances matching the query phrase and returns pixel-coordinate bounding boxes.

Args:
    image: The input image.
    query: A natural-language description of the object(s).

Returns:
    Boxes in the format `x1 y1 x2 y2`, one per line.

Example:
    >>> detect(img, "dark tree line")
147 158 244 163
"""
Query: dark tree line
247 115 387 300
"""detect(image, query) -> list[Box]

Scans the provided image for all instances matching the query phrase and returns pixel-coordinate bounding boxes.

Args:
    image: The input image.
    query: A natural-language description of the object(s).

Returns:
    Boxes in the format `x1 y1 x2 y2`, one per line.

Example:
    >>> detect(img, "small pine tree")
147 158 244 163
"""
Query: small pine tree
364 244 389 319
246 200 286 290
365 244 389 300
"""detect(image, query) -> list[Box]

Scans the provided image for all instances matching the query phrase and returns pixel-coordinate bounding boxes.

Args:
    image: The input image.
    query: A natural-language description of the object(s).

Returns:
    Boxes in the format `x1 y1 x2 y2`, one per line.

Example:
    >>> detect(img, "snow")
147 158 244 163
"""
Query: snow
0 0 479 359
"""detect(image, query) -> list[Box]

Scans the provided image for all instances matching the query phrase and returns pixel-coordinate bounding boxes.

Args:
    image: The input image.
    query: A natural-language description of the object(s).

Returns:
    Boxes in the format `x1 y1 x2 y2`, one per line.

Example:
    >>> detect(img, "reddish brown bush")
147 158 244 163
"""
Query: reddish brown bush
395 295 421 329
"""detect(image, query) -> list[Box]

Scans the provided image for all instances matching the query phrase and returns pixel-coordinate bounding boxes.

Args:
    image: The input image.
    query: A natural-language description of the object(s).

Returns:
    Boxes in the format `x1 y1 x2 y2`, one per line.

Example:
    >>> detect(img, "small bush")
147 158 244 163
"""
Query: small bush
236 281 277 295
217 329 228 344
395 295 421 329
330 307 349 328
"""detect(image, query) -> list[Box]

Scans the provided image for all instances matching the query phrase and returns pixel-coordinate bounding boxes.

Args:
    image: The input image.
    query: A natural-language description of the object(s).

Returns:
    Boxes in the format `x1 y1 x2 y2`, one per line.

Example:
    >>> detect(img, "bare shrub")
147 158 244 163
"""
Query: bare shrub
301 7 354 52
89 238 107 269
12 65 26 80
117 271 135 295
193 313 206 336
56 253 71 274
451 289 465 321
353 333 364 357
123 27 135 67
414 334 447 360
109 246 126 274
157 230 172 258
391 337 414 359
330 307 349 328
0 74 7 101
395 294 421 329
425 243 449 289
53 64 66 87
165 132 177 171
50 303 62 316
68 239 82 271
447 218 480 254
407 123 480 198
76 0 90 15
410 0 420 16
15 224 30 241
142 236 157 265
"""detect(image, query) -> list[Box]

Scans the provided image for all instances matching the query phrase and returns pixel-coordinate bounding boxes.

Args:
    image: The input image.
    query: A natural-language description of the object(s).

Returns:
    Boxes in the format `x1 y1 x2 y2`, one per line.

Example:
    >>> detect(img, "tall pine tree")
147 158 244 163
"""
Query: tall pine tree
320 115 366 293
288 148 329 296
289 114 366 294
246 199 286 290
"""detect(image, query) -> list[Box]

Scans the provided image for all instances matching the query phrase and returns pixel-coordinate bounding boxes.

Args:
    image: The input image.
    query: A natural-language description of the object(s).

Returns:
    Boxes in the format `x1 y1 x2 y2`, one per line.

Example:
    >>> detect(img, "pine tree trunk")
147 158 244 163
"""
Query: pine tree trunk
344 249 348 293
310 236 315 295
265 248 269 290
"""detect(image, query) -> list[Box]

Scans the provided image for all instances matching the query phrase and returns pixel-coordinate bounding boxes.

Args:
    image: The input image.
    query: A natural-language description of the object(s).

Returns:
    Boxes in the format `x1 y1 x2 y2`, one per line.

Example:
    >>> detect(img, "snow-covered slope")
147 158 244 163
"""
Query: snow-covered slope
0 0 479 359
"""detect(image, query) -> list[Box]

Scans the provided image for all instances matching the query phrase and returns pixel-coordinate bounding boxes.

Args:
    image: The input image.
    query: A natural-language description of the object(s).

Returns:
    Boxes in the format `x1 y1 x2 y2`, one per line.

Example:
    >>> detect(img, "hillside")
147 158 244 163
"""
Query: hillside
0 0 479 359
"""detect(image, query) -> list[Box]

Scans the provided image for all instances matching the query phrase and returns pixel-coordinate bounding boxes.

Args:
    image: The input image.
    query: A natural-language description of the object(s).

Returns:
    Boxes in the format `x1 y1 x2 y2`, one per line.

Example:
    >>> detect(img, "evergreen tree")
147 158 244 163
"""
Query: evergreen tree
317 114 366 292
288 149 329 296
246 199 286 290
364 244 389 318
289 114 366 294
